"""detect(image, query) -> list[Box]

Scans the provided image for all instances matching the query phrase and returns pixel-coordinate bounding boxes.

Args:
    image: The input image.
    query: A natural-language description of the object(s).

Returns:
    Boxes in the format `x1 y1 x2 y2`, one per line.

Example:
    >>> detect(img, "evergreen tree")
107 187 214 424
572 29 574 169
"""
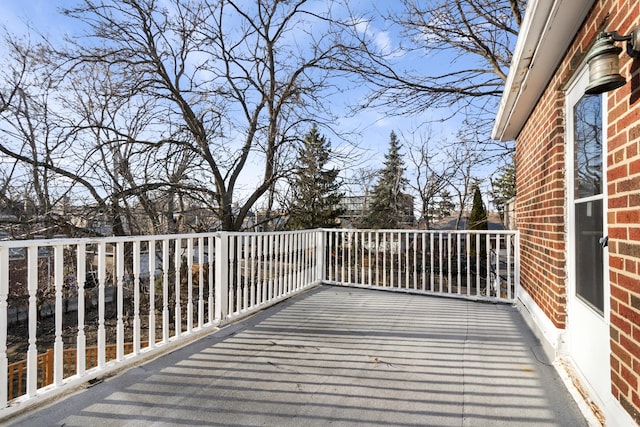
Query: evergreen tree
286 125 344 230
469 183 488 231
361 131 412 229
490 157 516 224
468 182 488 259
437 189 455 219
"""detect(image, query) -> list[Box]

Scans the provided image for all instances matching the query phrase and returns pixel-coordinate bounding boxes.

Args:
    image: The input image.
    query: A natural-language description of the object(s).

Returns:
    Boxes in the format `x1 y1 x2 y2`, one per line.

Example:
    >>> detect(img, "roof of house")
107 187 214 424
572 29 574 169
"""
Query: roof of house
492 0 596 141
430 212 505 231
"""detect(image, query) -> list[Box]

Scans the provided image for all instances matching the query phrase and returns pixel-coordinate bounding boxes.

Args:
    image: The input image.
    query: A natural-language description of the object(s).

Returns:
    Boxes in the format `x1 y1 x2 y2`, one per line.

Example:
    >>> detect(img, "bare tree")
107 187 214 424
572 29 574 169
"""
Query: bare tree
344 0 524 156
56 0 369 231
447 137 484 229
405 129 460 229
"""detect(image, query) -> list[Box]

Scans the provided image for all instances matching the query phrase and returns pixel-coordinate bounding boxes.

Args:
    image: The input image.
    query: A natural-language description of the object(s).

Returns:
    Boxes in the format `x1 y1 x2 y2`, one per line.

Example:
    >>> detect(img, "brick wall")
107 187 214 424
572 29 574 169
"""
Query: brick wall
515 1 640 423
516 86 568 328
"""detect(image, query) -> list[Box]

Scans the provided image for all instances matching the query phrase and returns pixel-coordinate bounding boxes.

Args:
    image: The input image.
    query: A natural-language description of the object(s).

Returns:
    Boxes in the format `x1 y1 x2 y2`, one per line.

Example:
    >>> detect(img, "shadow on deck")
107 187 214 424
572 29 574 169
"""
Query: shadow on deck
6 285 586 427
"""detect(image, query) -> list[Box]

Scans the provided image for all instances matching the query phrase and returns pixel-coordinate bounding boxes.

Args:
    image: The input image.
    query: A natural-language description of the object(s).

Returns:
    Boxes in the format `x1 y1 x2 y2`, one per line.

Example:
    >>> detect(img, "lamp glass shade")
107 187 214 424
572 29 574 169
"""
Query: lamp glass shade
585 34 625 94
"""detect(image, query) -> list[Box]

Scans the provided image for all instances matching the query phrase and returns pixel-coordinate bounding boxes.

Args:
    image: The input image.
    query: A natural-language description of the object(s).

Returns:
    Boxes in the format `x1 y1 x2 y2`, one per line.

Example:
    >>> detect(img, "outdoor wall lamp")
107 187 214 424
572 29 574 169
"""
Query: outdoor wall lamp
585 27 640 94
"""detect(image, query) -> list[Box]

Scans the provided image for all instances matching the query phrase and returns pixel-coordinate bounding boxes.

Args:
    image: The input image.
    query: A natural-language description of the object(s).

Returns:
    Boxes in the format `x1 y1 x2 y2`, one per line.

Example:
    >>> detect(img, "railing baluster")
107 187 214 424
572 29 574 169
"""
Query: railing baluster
268 235 273 301
396 232 400 289
285 234 291 293
301 233 306 288
507 234 512 300
308 232 313 284
97 242 106 368
366 232 371 286
413 232 417 290
162 239 170 343
133 241 141 355
249 235 256 307
382 233 387 287
421 232 426 291
447 233 452 294
0 246 7 408
400 232 404 288
430 233 434 292
405 232 410 290
438 233 443 293
360 231 365 285
77 243 86 375
228 236 235 313
116 242 124 361
457 234 462 294
289 234 296 291
301 233 307 288
148 239 156 347
214 233 229 322
353 231 358 284
486 232 491 297
174 238 182 337
466 234 471 296
53 245 64 385
198 237 205 327
389 233 394 288
475 234 480 297
208 236 215 323
242 236 248 309
255 235 262 305
187 238 193 332
236 235 242 309
274 234 281 298
333 231 344 282
496 235 501 298
374 232 379 287
26 247 38 396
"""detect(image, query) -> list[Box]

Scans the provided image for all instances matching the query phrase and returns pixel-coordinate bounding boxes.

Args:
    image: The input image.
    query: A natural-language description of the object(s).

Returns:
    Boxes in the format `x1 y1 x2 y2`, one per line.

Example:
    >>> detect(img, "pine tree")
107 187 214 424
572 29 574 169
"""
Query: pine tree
286 125 344 230
469 183 488 258
490 157 516 224
469 183 488 231
437 189 455 219
361 131 412 229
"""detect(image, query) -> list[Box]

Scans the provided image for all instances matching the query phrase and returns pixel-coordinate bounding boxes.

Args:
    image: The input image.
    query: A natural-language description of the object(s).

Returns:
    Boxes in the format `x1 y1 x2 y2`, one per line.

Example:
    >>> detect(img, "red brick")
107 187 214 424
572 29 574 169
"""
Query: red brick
612 312 632 334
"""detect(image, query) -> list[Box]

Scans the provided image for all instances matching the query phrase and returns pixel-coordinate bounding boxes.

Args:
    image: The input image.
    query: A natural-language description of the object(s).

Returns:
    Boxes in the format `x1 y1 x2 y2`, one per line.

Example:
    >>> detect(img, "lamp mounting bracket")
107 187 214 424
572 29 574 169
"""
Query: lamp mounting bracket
606 26 640 58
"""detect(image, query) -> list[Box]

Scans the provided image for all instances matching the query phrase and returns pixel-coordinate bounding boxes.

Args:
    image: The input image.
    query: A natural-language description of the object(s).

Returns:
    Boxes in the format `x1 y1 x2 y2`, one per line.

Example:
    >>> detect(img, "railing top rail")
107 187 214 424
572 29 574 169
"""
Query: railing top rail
0 232 215 249
0 228 519 249
322 228 517 235
0 229 326 248
220 229 321 237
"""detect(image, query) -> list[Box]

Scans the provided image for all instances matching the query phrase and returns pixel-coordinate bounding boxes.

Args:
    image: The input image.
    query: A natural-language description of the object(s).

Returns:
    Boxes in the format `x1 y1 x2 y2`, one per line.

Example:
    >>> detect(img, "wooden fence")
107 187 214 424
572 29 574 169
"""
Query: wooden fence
7 341 148 401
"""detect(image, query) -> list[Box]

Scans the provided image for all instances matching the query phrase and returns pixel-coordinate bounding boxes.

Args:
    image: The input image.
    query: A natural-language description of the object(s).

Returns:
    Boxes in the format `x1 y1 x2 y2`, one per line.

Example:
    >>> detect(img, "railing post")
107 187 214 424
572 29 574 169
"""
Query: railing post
215 232 229 323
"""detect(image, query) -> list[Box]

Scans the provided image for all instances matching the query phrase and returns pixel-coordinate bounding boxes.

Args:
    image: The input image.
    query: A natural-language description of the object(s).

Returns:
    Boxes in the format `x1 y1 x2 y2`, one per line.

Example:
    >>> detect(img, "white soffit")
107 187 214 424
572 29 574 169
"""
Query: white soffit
492 0 596 141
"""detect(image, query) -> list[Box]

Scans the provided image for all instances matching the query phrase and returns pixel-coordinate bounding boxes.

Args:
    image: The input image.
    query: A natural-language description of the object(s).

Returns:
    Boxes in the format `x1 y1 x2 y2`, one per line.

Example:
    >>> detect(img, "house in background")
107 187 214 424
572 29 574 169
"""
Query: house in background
493 1 639 425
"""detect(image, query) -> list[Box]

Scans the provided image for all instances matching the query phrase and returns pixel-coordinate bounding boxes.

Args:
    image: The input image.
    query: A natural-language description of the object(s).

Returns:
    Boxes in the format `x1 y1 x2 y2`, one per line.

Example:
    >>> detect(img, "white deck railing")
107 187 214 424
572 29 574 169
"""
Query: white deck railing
0 228 517 416
324 229 519 302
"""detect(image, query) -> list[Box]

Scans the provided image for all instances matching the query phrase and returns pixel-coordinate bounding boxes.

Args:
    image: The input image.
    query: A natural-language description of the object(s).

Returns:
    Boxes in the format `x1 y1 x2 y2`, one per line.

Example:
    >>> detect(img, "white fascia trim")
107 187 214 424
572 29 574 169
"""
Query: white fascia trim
492 0 596 141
